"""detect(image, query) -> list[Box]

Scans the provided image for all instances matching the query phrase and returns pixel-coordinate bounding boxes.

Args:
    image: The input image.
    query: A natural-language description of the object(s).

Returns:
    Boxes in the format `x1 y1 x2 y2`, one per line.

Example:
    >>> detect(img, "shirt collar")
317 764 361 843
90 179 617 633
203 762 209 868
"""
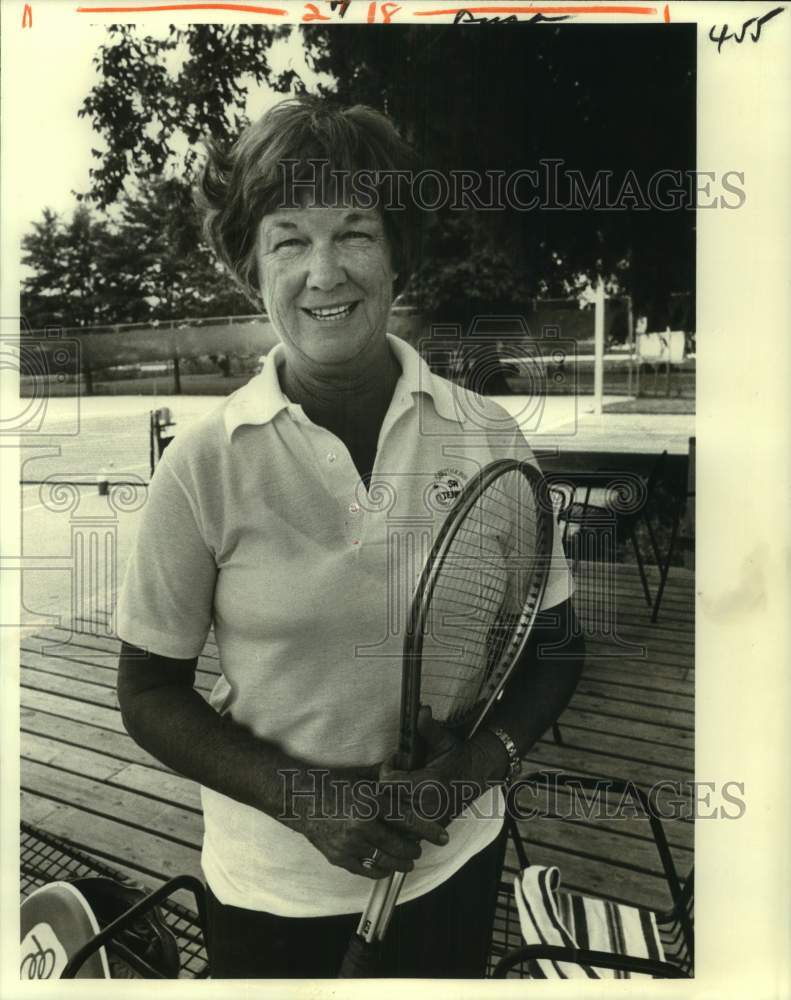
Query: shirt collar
385 333 460 423
223 333 460 440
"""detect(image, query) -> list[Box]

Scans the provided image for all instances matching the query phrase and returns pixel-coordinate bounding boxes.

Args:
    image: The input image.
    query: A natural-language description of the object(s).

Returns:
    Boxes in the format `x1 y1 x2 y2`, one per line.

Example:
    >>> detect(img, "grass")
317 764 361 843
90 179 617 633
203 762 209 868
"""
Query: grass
604 397 696 415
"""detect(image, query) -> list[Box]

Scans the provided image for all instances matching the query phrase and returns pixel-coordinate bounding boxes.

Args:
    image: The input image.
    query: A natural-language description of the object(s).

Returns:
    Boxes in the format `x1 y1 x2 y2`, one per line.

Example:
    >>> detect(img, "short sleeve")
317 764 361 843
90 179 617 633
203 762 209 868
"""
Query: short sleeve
509 426 574 611
117 452 217 659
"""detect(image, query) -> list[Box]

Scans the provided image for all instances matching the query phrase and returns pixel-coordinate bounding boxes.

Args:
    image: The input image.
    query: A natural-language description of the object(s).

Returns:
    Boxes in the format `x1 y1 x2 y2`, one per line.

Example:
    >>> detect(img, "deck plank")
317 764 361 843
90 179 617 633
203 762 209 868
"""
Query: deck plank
21 687 126 733
558 707 693 747
21 797 203 883
20 646 217 695
21 667 120 709
534 727 693 772
21 732 131 781
111 764 204 812
524 743 693 790
21 759 204 847
21 707 171 770
509 784 693 850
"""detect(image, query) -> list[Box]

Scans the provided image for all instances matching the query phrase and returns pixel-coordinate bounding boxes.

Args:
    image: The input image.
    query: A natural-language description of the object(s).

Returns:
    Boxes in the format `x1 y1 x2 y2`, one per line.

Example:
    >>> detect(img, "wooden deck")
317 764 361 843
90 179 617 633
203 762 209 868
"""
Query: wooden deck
19 559 693 973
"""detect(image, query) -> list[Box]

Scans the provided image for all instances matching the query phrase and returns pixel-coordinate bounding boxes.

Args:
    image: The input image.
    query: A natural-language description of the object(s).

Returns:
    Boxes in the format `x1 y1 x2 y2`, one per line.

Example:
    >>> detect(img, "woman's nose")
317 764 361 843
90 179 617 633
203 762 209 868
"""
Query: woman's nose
306 243 346 291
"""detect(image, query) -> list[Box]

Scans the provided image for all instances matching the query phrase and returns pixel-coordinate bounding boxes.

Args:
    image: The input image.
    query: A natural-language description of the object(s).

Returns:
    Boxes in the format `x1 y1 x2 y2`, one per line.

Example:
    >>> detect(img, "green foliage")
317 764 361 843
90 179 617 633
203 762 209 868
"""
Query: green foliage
407 212 532 321
21 205 125 328
21 179 250 329
79 24 294 206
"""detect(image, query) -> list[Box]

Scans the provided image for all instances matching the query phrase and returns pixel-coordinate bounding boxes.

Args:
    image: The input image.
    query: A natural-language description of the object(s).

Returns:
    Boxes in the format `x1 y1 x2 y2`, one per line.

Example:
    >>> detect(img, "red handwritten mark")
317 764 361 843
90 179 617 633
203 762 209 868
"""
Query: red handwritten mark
366 1 401 21
22 3 33 26
415 5 657 15
76 3 287 13
303 1 330 19
663 3 669 21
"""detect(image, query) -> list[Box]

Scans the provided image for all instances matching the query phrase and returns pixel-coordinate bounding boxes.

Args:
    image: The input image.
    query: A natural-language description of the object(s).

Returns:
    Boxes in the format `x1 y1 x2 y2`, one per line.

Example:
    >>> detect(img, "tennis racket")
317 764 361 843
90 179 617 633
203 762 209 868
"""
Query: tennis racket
339 458 555 977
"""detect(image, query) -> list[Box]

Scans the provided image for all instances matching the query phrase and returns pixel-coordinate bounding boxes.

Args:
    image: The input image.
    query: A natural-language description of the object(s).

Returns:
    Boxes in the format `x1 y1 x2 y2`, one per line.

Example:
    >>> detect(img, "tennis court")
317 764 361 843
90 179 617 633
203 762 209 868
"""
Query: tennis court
14 391 693 636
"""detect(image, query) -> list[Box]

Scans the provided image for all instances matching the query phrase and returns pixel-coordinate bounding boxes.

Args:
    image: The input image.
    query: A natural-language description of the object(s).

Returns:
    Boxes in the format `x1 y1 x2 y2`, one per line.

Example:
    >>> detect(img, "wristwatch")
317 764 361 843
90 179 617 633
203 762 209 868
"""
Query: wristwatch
486 725 521 787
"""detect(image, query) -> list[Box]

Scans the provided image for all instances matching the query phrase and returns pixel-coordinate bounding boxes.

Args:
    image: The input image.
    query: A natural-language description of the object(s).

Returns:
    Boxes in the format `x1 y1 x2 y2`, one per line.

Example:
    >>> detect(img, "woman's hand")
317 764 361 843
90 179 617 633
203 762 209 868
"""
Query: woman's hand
286 763 450 880
117 646 448 881
377 707 507 830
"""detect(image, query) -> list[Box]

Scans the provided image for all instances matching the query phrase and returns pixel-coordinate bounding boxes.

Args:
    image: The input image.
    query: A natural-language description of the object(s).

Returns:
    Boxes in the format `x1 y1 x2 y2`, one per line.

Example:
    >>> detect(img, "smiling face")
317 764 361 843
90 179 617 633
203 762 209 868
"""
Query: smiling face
256 206 397 372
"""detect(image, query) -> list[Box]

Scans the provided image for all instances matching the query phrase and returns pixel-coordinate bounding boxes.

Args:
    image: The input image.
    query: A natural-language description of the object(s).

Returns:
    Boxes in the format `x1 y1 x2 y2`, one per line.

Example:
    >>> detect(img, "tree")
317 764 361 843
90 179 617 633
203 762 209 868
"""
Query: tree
111 176 250 320
21 205 121 328
21 209 70 328
21 182 251 329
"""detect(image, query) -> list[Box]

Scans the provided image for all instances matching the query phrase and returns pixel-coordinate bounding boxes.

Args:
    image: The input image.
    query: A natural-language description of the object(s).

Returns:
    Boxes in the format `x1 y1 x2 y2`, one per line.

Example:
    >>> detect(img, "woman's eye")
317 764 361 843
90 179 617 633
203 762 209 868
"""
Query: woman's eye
273 238 303 251
341 231 373 241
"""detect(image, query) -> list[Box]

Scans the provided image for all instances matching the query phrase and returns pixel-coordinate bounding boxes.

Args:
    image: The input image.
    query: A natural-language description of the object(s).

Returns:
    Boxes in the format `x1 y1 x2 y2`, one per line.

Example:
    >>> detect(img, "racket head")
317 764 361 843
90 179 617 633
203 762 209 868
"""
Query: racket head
398 459 555 763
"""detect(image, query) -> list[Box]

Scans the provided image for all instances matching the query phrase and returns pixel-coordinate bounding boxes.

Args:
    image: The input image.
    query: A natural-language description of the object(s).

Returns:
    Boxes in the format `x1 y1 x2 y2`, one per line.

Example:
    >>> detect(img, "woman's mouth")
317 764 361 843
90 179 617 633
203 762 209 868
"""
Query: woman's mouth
301 302 359 322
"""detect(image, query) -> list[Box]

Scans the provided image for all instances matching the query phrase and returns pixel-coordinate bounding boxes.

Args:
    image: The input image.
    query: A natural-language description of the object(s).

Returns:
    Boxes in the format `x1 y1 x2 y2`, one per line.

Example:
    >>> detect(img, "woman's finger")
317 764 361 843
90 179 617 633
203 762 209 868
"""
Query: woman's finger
366 825 423 862
381 809 451 845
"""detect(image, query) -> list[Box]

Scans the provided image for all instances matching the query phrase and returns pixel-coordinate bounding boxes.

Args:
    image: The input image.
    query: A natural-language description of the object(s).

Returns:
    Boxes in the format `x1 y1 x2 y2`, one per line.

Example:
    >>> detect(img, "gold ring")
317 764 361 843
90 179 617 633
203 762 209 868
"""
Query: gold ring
361 848 380 870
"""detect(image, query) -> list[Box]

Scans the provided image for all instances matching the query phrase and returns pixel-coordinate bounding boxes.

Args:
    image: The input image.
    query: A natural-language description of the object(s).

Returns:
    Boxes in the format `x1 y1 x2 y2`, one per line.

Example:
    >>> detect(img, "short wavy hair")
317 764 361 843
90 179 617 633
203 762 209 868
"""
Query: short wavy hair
196 96 421 304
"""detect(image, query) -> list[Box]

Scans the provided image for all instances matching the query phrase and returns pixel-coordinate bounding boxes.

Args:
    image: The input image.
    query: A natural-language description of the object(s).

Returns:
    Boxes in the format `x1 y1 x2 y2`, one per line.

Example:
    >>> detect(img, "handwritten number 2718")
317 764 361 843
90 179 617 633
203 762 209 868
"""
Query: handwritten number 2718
303 1 400 22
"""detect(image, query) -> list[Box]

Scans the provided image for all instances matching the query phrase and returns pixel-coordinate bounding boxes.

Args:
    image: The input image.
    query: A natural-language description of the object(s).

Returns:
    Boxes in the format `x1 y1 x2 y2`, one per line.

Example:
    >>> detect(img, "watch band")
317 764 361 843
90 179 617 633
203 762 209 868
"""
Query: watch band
486 725 521 786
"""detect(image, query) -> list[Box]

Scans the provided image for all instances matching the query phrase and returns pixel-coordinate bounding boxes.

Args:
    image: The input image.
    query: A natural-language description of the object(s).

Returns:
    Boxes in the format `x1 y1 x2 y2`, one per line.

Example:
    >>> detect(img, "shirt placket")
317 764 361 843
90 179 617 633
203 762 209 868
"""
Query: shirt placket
309 429 367 549
297 382 417 551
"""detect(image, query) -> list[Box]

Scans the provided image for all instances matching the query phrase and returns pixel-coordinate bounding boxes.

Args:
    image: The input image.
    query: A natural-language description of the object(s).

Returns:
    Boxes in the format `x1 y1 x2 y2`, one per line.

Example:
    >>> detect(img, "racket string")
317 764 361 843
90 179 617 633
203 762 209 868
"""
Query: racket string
417 469 548 729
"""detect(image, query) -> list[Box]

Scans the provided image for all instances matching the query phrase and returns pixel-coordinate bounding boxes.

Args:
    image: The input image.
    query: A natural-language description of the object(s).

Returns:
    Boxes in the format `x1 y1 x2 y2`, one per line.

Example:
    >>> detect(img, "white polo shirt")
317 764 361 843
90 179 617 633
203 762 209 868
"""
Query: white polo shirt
117 335 572 916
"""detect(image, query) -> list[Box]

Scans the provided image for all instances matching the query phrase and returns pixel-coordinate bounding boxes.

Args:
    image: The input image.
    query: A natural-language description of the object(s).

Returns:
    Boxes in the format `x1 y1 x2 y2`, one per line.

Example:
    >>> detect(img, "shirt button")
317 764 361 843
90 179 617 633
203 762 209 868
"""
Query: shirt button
348 502 360 514
327 452 337 463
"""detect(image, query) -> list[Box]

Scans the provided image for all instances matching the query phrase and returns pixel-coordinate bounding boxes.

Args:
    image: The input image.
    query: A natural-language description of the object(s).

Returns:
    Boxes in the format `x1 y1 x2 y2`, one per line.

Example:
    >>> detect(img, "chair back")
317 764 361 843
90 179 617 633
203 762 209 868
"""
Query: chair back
494 775 694 979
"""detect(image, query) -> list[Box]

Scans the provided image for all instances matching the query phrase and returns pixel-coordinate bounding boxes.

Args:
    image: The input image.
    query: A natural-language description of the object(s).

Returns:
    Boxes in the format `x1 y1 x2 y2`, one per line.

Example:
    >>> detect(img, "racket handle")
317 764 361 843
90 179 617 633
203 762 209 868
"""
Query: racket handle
340 868 409 978
357 876 391 941
373 871 406 941
338 932 382 978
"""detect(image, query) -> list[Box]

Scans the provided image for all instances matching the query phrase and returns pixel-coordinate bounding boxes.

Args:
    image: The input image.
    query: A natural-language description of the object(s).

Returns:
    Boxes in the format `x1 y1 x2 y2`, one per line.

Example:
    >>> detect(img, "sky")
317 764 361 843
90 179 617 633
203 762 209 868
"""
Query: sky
13 24 325 232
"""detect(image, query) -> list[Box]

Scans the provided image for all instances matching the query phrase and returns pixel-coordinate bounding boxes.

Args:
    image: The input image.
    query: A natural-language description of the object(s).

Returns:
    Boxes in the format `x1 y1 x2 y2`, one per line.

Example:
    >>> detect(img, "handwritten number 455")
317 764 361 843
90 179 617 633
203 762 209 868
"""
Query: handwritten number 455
709 7 784 53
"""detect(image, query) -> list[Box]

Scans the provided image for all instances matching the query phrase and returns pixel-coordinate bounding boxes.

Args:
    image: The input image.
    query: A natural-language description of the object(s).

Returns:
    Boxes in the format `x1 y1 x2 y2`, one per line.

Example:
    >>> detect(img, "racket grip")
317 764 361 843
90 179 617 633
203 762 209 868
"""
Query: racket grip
357 875 391 941
338 933 382 978
375 871 406 940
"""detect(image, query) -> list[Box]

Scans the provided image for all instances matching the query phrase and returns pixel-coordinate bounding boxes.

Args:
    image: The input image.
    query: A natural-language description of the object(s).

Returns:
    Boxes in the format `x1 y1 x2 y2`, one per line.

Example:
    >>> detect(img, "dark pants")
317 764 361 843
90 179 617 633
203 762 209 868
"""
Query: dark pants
205 826 507 978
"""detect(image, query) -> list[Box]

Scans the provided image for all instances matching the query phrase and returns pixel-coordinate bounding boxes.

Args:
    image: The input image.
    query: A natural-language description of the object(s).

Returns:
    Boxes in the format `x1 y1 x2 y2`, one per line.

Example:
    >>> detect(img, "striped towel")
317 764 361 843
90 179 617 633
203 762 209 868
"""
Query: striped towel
514 867 665 979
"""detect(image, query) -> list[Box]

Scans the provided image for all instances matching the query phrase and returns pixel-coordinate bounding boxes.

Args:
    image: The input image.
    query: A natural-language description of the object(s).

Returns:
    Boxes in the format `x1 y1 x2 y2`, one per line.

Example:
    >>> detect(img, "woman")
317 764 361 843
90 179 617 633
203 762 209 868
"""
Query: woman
116 96 584 979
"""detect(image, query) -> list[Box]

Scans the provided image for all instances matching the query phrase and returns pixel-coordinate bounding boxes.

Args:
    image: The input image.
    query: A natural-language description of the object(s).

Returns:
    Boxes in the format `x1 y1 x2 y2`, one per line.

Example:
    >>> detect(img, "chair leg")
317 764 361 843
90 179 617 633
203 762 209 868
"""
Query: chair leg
630 526 653 607
651 506 681 623
643 512 662 567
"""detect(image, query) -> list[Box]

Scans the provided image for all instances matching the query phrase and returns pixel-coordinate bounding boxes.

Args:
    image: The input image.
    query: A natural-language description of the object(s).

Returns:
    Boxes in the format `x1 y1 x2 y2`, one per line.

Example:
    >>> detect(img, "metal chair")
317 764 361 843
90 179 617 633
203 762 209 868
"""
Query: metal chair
149 407 177 478
20 823 208 979
557 451 668 616
489 771 693 979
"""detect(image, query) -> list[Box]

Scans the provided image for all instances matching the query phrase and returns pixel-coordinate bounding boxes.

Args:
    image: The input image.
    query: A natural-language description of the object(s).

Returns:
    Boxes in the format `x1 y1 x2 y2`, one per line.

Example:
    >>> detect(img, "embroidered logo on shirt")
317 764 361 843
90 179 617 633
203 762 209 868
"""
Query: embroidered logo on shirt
432 467 466 507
